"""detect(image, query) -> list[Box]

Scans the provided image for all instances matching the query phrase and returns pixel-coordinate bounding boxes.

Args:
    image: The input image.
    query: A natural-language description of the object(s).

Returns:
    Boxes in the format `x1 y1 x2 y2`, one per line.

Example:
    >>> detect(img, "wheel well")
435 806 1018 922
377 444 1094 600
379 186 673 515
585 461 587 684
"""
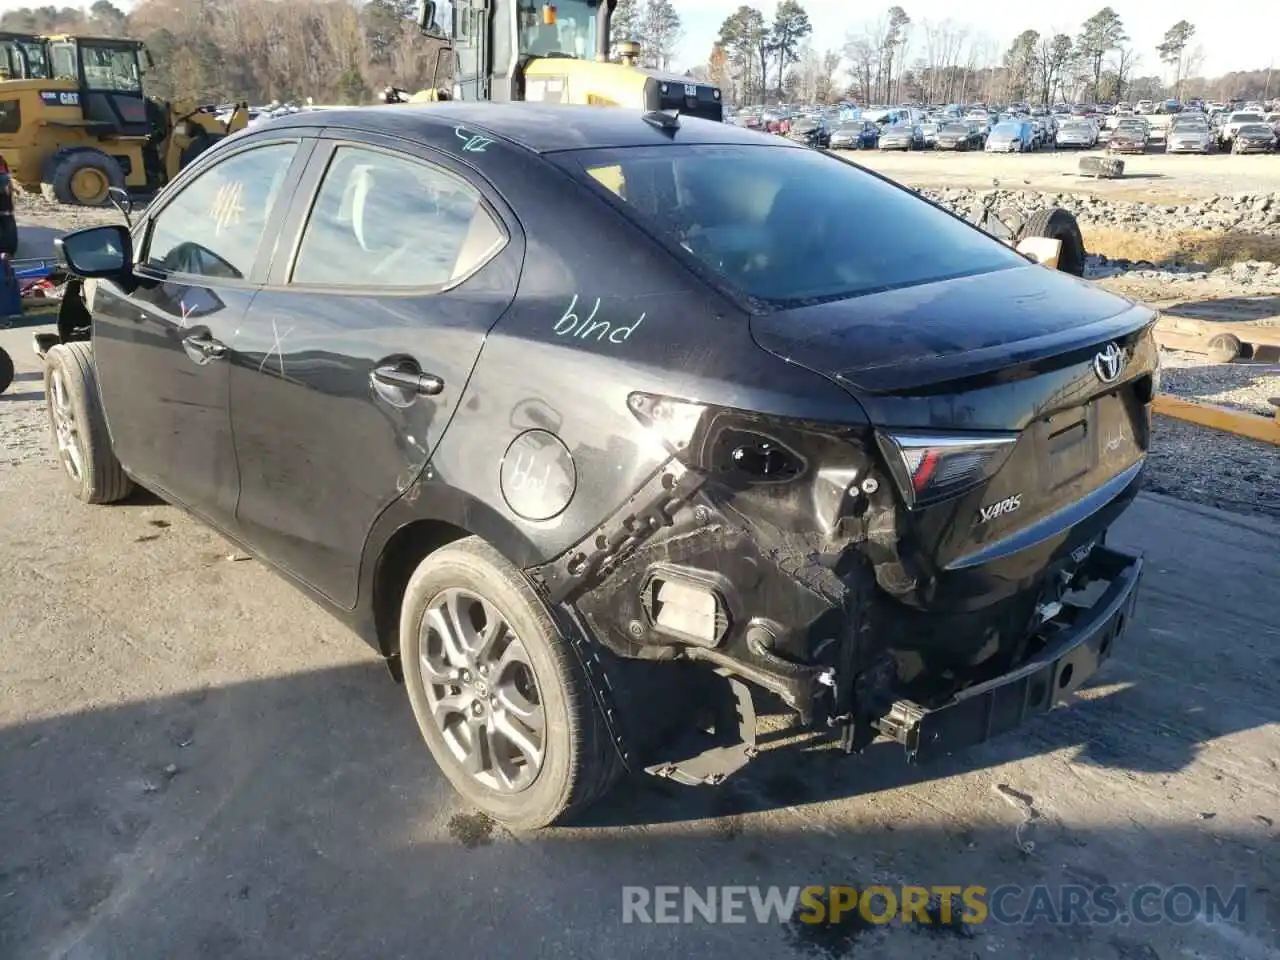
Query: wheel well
372 519 470 660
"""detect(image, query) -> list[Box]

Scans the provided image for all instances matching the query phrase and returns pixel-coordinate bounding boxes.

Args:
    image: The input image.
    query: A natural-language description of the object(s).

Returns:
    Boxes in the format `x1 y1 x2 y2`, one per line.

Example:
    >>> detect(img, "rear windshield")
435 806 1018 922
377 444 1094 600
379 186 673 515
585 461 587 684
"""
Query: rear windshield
560 143 1024 306
1231 113 1262 122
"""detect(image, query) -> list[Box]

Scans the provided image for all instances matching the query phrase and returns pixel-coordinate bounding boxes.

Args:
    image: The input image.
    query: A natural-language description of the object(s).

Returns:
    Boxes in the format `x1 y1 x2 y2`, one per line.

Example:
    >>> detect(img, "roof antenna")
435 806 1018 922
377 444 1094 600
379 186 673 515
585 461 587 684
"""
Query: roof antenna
642 109 681 136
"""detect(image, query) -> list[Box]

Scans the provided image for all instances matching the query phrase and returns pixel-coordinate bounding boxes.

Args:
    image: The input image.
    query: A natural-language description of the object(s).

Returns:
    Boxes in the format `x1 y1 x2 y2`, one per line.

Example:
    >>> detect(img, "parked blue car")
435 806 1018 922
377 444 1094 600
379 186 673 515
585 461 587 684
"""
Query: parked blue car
829 120 879 150
985 119 1036 152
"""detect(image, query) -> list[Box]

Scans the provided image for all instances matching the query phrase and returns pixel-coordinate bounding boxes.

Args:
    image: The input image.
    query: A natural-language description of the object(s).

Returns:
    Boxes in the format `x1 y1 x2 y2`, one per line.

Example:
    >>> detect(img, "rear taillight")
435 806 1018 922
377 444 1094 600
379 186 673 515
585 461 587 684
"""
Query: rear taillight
876 431 1018 508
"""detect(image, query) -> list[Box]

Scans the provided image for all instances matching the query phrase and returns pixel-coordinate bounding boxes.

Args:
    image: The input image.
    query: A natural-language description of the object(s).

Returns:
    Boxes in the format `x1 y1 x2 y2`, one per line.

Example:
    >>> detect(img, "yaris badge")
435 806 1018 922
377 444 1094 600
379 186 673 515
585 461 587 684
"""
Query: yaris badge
1094 342 1124 383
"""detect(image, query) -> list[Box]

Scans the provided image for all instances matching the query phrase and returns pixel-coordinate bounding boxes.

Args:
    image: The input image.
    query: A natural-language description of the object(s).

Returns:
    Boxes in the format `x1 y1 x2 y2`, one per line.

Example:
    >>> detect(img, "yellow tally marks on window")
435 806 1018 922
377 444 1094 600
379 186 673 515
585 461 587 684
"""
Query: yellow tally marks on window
209 181 245 233
587 164 625 197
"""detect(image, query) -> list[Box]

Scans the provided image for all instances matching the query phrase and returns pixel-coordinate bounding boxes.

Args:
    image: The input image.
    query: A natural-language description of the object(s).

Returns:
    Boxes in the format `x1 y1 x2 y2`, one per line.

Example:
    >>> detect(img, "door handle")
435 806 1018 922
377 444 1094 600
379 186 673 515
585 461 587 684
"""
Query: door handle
182 333 228 365
372 363 444 397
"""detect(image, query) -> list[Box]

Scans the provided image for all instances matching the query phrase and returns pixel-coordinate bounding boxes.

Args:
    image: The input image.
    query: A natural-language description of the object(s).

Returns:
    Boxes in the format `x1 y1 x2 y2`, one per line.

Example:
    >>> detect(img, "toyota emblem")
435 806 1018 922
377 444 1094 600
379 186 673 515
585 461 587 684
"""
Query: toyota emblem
1093 342 1124 383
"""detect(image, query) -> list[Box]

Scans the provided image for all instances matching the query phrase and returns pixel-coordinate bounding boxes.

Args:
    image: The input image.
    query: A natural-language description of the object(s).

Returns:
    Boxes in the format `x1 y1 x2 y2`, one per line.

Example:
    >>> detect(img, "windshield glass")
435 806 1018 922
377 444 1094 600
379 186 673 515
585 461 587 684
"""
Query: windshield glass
1239 125 1273 134
81 43 142 91
1231 114 1262 122
941 124 968 133
991 122 1019 135
19 40 49 78
519 0 598 58
564 144 1025 305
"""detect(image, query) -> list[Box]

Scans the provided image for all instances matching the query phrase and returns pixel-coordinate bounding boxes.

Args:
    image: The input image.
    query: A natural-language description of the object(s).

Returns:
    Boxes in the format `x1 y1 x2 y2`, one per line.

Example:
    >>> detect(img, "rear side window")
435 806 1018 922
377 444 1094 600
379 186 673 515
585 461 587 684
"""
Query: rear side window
564 143 1024 305
145 142 297 280
290 145 505 289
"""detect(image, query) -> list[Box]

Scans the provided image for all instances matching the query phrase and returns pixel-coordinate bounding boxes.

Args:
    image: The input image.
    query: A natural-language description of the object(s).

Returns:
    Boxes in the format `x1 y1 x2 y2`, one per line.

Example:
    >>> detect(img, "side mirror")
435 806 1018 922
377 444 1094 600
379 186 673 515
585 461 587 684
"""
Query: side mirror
56 224 133 279
419 0 450 40
107 186 132 225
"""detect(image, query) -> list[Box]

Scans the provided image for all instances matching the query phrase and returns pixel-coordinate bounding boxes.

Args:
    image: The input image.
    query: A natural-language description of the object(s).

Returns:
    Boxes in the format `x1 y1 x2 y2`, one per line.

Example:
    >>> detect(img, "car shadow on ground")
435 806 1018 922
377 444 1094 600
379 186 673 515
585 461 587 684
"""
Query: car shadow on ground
1 661 1276 960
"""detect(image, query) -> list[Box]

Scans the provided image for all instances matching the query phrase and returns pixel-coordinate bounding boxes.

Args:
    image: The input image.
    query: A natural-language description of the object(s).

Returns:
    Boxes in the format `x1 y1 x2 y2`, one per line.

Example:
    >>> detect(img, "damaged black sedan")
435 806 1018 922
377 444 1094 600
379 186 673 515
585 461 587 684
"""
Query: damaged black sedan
45 104 1155 829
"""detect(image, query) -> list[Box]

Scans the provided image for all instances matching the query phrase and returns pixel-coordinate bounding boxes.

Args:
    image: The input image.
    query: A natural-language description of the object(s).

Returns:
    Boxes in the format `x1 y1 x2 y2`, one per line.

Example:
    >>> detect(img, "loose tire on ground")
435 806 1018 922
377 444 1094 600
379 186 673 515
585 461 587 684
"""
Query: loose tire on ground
399 536 623 829
1021 206 1087 277
42 342 133 503
40 148 127 206
1207 333 1243 364
0 347 13 394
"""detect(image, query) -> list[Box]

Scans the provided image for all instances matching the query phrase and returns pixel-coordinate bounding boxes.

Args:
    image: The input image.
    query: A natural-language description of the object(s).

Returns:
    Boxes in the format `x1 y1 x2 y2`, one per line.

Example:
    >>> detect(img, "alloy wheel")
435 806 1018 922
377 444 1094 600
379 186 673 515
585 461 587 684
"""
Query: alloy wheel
49 370 84 483
419 588 545 793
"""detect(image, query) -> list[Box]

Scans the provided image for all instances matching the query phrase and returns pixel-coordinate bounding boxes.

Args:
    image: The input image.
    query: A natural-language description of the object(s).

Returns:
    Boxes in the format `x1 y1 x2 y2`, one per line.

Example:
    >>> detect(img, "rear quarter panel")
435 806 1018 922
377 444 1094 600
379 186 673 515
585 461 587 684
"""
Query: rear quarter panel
412 149 862 568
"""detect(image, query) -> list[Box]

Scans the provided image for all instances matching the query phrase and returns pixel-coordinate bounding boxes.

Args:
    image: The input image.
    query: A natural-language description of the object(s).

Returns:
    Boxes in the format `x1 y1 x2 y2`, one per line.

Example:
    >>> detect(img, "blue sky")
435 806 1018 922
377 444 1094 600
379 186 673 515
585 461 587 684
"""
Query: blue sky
671 0 1277 80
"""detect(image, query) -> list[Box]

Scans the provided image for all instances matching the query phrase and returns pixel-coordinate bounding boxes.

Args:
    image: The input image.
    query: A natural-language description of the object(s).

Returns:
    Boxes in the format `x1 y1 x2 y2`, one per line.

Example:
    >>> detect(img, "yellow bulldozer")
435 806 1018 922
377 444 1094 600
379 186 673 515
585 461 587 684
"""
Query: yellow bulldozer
0 32 249 205
381 0 723 122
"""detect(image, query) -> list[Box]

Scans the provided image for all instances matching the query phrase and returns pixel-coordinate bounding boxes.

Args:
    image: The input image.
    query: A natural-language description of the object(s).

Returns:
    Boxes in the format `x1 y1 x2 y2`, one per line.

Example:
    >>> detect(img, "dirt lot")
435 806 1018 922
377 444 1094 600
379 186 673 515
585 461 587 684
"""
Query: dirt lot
851 148 1280 202
2 171 1278 960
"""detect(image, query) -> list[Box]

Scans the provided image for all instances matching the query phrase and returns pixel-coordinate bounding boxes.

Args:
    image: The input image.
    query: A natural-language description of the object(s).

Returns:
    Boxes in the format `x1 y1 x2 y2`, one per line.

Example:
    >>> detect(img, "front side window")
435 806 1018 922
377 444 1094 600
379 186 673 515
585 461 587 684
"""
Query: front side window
566 143 1025 305
291 145 505 288
145 143 298 280
50 41 77 82
81 44 142 92
518 0 598 57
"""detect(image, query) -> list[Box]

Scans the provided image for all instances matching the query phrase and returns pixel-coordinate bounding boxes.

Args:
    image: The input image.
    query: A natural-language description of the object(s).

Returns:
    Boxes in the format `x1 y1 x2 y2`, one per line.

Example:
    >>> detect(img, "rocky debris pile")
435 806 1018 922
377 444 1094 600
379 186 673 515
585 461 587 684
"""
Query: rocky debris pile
921 188 1280 236
1083 254 1280 287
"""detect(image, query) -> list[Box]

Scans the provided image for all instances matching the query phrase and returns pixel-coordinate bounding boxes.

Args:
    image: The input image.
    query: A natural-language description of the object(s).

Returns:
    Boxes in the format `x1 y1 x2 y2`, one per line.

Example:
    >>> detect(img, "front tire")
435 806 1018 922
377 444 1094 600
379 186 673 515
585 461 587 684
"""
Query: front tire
400 537 622 829
40 148 126 206
43 342 133 503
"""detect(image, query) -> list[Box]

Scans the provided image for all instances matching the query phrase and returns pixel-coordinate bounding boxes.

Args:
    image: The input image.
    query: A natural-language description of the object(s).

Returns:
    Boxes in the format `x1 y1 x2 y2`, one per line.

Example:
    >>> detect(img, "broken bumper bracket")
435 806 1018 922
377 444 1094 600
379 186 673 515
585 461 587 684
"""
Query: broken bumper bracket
876 544 1143 764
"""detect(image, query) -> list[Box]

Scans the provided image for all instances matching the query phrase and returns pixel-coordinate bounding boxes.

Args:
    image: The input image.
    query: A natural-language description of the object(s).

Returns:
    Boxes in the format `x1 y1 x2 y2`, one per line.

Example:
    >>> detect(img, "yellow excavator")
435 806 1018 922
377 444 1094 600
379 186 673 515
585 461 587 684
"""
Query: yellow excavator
0 32 249 205
381 0 723 122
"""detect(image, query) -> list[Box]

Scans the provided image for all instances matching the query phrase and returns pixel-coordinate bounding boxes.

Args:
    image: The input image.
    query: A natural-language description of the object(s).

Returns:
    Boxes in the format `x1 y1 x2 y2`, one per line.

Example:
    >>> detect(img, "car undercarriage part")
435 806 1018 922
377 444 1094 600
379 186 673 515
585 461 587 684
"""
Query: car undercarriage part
530 392 1141 784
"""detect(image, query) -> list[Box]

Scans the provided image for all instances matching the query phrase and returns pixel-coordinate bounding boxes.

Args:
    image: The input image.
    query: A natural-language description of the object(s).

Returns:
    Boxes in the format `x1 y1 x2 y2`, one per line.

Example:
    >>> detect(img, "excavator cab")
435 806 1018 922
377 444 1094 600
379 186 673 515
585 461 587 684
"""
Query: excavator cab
420 0 723 121
46 36 153 137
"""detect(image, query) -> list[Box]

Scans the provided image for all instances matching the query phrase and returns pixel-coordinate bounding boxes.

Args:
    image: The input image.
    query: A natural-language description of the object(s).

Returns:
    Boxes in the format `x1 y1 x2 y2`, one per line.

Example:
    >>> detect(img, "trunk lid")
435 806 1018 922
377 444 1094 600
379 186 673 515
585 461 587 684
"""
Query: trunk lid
751 265 1159 609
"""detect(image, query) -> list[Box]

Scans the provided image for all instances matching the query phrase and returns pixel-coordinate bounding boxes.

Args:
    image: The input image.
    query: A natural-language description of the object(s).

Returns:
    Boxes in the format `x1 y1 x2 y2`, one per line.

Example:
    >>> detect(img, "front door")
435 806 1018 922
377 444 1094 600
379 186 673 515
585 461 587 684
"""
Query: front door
229 136 522 607
91 139 307 525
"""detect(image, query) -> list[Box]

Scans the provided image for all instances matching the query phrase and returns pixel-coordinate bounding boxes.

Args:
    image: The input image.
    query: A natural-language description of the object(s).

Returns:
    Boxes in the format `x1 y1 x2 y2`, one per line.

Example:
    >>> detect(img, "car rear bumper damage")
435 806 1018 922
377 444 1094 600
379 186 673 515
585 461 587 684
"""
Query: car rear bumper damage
530 453 1146 784
876 544 1141 762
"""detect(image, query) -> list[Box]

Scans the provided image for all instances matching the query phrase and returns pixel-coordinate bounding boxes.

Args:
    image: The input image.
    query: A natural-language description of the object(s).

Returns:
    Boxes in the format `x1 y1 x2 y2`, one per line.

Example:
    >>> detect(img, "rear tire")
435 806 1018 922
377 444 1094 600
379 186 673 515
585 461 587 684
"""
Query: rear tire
0 346 13 394
40 148 126 206
1021 207 1087 277
400 537 622 830
42 342 133 503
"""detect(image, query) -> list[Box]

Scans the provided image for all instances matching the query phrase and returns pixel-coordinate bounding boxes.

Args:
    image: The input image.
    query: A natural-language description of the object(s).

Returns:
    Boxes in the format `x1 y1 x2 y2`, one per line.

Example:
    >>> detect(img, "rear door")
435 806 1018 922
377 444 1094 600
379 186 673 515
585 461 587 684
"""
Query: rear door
228 133 523 607
91 137 309 525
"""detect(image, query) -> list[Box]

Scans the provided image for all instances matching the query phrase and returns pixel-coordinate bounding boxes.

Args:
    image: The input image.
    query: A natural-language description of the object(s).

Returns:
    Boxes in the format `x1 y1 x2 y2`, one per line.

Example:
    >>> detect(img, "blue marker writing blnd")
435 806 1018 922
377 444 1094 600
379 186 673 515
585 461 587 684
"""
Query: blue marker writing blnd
553 294 645 344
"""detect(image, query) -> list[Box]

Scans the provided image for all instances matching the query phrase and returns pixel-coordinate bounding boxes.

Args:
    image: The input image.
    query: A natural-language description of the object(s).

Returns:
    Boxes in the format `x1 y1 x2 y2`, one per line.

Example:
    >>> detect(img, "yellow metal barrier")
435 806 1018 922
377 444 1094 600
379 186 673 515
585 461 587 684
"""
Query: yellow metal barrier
1153 394 1280 446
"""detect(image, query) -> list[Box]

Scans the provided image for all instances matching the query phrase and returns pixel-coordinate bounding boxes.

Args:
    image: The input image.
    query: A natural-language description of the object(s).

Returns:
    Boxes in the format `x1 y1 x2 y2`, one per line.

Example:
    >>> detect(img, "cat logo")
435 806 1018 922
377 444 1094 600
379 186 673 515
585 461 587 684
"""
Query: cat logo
208 181 244 233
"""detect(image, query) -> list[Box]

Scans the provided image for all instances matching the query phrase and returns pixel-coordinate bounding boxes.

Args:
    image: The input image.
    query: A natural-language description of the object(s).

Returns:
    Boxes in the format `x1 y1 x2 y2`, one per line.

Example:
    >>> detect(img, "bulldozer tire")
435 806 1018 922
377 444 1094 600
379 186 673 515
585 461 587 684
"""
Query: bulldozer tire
1021 207 1086 277
40 148 126 206
180 132 223 170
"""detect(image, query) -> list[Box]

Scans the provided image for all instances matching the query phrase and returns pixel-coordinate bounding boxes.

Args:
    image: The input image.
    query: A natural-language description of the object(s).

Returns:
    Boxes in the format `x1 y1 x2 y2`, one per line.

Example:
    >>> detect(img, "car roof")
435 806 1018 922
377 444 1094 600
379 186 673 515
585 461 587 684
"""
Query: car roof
264 102 777 154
